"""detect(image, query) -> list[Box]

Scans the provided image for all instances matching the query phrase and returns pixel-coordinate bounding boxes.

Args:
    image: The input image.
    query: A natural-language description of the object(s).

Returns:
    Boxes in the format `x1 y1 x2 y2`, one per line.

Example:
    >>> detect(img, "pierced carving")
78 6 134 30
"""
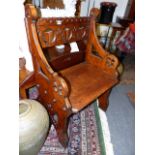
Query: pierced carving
105 54 118 68
106 57 114 67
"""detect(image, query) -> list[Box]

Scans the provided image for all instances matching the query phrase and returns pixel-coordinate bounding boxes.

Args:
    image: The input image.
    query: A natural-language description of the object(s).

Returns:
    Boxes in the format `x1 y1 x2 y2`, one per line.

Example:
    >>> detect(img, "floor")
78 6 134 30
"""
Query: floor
105 54 135 155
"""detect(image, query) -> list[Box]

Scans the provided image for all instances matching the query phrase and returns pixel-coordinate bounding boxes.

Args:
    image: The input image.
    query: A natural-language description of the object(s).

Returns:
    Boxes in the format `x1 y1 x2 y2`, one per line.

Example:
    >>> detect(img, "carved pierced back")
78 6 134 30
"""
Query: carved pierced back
36 17 91 48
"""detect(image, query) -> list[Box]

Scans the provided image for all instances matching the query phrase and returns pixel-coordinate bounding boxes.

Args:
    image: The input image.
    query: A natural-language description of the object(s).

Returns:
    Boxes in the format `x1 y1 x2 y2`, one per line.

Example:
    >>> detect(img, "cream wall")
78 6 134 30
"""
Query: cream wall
80 0 129 22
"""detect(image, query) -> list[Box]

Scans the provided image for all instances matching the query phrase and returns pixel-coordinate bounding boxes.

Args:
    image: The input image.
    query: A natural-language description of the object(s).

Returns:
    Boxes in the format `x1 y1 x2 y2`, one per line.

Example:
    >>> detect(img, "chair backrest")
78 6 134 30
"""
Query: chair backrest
24 4 104 73
36 17 91 71
36 17 90 48
36 16 92 71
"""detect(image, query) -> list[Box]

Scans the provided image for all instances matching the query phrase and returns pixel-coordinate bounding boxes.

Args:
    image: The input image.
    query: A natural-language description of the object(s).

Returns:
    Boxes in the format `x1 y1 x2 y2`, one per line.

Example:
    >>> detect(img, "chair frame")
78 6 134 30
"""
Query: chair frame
20 4 119 147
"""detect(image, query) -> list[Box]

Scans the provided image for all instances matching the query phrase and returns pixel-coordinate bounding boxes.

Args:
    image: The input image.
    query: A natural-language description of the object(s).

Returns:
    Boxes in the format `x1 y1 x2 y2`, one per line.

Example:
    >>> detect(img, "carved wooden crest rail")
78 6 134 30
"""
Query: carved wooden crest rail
37 18 90 48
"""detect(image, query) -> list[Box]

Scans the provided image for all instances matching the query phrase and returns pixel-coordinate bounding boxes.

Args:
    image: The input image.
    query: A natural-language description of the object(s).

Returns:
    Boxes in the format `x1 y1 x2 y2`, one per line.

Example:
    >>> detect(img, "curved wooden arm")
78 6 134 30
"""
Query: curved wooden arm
25 4 53 76
25 4 71 103
86 8 119 74
29 21 54 75
89 8 108 58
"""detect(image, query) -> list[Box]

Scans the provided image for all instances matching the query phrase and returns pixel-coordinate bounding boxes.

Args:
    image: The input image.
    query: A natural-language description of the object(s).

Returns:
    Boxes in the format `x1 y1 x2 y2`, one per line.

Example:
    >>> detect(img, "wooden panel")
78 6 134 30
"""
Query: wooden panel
43 43 86 71
36 17 90 48
49 52 85 71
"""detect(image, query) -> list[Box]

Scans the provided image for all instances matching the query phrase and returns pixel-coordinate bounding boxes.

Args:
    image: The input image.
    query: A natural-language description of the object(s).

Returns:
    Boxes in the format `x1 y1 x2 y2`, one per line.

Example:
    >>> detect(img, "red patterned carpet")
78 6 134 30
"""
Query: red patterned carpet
38 103 106 155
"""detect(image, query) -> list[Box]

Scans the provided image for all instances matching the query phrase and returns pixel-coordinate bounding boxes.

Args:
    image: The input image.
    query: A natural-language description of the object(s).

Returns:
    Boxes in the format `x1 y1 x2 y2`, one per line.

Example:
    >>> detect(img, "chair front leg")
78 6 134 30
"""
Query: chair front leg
50 106 71 147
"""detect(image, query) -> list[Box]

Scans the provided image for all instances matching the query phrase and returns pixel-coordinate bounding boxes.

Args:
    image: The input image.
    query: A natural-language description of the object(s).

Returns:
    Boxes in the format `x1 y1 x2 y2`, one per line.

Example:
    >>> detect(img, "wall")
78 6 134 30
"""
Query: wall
80 0 129 22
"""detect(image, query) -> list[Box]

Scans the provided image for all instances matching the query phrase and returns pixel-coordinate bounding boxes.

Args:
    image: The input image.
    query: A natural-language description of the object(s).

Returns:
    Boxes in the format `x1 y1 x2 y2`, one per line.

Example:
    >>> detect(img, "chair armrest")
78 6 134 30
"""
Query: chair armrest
86 8 119 76
86 52 119 76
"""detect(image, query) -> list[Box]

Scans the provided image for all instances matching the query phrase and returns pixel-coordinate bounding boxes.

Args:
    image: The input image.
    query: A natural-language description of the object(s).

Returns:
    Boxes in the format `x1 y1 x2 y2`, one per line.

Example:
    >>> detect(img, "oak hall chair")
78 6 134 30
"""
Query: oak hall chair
20 4 119 147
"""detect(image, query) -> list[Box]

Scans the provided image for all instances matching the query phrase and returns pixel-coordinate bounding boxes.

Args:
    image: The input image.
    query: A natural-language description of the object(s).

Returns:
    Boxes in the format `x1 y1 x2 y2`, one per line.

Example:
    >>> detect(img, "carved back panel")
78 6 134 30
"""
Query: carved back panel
36 17 90 48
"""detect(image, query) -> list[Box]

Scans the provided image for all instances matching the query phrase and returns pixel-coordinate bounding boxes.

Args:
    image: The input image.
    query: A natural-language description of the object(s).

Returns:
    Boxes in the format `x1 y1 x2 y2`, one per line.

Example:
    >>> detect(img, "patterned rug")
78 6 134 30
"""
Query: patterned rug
38 102 106 155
